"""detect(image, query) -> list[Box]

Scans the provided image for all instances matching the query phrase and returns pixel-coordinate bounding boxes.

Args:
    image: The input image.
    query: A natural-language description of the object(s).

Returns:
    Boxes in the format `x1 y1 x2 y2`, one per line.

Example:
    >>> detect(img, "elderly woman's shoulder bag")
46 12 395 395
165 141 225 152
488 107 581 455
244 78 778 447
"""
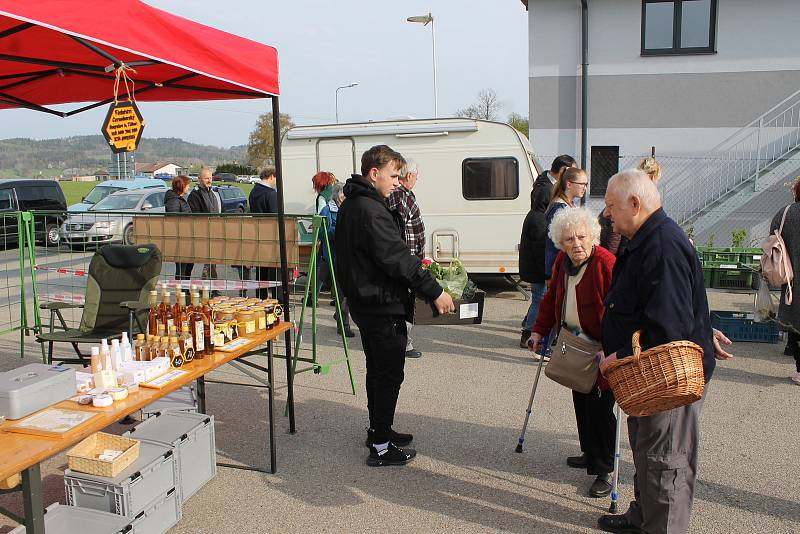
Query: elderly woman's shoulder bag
544 270 601 394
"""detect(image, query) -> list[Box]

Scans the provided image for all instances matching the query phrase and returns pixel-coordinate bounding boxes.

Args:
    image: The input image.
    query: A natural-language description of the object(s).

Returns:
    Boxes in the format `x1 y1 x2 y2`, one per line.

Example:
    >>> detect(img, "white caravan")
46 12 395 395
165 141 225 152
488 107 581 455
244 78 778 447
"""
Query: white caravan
280 118 541 275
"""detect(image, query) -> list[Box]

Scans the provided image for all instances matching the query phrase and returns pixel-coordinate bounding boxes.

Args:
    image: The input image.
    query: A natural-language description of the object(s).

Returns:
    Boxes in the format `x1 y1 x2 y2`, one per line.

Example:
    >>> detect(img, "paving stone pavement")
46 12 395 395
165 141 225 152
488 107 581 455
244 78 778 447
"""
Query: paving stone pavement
0 284 797 533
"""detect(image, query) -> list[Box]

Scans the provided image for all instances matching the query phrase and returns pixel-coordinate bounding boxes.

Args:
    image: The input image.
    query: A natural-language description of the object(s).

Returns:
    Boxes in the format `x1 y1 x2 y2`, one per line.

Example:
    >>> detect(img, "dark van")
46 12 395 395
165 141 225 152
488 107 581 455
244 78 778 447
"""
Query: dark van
0 179 67 247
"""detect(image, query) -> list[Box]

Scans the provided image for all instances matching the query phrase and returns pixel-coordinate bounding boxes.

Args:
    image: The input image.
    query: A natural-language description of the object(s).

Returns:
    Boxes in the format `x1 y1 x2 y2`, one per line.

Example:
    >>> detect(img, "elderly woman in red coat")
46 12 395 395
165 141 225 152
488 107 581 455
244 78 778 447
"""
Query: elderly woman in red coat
529 206 617 499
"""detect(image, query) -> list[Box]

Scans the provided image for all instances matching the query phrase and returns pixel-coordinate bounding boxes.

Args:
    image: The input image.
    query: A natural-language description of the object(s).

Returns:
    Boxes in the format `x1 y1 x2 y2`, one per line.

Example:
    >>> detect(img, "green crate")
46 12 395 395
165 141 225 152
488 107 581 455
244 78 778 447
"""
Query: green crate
738 248 762 267
702 267 714 288
712 268 753 290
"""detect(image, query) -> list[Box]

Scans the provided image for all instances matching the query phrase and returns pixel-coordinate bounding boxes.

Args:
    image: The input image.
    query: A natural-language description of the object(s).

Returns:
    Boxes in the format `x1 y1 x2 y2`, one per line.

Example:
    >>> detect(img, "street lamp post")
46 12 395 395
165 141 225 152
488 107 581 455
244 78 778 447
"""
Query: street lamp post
335 82 358 123
407 12 437 117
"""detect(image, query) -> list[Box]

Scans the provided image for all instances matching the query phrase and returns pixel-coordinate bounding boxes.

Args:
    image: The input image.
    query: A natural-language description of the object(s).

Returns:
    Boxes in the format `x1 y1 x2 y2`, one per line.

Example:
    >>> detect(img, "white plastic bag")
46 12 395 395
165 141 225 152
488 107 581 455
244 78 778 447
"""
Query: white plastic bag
753 283 778 323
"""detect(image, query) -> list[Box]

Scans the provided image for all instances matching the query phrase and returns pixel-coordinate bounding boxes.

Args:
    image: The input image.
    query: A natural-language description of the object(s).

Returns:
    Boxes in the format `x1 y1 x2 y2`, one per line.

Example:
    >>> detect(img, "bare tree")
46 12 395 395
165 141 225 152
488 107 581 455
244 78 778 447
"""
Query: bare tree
455 89 502 120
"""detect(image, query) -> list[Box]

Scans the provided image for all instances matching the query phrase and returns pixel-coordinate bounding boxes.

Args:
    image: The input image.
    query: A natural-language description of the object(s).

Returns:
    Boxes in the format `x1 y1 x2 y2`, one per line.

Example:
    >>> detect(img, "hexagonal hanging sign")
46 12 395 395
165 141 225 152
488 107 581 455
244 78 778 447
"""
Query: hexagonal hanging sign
102 101 145 153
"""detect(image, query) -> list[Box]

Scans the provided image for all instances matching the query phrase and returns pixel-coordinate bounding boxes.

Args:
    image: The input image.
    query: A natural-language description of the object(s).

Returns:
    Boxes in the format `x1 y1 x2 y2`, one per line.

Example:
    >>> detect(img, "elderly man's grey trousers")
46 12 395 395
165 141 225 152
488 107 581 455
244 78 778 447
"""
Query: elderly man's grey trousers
623 396 704 534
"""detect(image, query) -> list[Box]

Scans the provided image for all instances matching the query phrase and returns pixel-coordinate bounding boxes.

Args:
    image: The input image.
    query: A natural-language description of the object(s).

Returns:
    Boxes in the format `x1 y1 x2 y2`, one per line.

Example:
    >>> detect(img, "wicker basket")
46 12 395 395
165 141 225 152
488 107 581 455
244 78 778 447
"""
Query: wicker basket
67 432 140 477
605 330 705 417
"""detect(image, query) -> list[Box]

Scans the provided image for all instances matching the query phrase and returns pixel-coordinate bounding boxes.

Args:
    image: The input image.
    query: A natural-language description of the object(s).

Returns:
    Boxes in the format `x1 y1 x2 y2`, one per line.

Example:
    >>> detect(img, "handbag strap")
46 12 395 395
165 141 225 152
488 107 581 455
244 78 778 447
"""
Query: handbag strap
559 270 569 326
776 204 794 305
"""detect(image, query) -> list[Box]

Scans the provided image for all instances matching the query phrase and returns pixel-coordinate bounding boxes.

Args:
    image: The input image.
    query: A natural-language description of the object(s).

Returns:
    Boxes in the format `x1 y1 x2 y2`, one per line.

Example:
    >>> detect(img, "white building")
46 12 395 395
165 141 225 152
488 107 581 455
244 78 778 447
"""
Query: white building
522 0 800 243
135 162 184 177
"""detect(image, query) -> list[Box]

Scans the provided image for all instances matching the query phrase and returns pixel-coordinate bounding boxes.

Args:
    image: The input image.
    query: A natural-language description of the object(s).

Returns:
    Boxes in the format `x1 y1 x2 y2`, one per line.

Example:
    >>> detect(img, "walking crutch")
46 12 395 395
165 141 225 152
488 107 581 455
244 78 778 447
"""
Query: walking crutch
609 403 623 513
515 333 550 453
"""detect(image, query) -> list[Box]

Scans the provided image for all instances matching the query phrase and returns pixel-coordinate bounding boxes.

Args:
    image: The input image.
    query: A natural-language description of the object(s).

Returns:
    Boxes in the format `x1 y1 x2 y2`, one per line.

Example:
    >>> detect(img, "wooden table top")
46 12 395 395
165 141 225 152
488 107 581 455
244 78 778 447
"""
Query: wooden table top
0 322 291 481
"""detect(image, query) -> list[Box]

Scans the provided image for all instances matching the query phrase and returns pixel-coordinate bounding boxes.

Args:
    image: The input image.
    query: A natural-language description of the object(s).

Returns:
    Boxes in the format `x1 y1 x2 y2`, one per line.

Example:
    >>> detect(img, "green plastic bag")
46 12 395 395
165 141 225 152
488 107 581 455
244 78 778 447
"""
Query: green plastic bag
436 259 469 299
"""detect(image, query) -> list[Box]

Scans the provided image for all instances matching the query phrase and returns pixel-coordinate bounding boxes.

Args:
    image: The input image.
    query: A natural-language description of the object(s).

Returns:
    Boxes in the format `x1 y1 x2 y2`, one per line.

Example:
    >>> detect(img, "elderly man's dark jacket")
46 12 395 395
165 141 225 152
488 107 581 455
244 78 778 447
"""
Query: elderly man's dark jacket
601 208 716 381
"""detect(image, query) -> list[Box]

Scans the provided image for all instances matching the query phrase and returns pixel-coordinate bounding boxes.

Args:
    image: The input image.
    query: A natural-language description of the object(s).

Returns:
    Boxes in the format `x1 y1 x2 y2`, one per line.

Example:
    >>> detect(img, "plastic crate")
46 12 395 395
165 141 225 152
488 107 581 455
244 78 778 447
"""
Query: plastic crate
711 268 753 290
702 268 714 288
130 488 181 534
710 311 780 343
65 441 176 518
9 503 130 534
125 411 216 503
141 386 198 419
738 248 762 267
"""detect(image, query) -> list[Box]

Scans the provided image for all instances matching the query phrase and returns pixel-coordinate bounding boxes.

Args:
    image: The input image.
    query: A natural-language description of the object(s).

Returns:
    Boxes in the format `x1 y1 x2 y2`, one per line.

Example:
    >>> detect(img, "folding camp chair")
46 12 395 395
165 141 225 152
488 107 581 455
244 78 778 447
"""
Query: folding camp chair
37 244 162 365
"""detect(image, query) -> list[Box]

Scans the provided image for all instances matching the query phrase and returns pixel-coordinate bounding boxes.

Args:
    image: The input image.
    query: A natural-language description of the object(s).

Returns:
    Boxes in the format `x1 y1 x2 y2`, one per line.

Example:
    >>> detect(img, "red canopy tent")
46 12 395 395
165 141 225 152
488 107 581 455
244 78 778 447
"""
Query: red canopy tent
0 0 296 462
0 0 279 113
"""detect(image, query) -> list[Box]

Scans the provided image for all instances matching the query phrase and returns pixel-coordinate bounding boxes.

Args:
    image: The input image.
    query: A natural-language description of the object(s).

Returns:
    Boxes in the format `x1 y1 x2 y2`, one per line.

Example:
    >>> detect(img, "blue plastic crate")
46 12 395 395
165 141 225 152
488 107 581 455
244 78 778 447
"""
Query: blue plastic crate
710 311 780 343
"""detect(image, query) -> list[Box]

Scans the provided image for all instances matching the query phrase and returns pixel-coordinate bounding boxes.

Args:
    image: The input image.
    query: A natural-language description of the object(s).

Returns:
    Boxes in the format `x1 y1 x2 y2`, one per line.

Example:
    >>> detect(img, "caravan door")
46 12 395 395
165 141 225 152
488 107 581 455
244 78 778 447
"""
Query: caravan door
316 138 356 180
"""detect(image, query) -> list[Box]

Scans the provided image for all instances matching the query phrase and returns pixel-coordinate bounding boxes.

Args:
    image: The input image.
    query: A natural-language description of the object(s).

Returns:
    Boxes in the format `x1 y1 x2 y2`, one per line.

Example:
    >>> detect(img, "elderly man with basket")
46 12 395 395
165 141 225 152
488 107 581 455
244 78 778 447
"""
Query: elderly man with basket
597 169 717 534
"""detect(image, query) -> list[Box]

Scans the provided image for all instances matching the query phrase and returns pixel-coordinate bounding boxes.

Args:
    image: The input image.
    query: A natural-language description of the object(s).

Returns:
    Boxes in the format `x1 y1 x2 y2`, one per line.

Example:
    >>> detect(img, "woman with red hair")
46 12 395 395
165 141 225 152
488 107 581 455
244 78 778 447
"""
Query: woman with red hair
312 171 337 213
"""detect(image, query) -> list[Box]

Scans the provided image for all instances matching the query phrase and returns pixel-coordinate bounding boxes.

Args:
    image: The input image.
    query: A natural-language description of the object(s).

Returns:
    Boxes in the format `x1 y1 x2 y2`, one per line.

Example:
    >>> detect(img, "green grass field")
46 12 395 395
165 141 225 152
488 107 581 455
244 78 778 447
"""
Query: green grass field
60 181 254 207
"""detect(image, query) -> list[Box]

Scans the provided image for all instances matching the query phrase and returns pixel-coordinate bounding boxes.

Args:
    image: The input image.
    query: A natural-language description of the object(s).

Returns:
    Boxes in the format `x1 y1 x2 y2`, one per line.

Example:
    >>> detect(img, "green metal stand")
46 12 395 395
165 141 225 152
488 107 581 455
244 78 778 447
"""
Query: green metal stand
289 215 356 394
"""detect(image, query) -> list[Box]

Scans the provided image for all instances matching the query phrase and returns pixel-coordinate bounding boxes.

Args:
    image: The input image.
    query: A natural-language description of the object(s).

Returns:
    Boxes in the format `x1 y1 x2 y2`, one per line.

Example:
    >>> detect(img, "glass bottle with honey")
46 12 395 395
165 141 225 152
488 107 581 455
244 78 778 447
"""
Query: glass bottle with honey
175 290 187 330
161 291 175 331
179 324 194 362
168 336 183 367
147 290 158 336
134 333 146 361
201 288 215 356
190 292 206 358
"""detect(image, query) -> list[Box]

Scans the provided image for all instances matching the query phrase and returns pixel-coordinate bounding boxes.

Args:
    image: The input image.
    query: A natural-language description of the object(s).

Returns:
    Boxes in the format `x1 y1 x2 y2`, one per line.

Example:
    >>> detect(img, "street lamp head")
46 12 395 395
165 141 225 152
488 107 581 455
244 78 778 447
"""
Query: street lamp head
347 82 359 88
407 13 433 25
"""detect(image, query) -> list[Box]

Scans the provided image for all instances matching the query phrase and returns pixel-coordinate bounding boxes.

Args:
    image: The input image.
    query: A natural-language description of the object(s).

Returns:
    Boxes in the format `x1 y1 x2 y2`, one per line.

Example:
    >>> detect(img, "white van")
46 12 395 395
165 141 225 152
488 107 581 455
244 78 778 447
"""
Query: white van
281 118 541 275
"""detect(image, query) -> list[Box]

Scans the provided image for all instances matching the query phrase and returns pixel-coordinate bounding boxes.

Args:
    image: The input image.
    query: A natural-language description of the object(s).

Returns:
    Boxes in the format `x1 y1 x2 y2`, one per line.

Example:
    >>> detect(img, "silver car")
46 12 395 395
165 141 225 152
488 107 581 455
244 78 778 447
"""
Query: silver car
61 189 166 248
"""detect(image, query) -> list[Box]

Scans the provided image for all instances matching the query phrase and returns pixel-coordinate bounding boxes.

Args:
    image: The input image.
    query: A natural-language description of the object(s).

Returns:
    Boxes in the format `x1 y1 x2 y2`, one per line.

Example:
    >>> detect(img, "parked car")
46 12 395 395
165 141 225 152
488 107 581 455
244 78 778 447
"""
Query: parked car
213 172 237 183
60 189 166 249
217 185 248 213
68 178 167 212
0 179 67 247
247 175 261 184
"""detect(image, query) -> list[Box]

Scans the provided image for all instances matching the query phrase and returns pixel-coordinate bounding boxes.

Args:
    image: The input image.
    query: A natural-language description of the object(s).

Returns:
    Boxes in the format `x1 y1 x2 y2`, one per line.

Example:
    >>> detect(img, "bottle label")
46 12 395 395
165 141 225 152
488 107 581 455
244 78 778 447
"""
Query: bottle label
170 347 184 368
244 320 255 334
257 317 266 330
213 332 225 347
167 319 175 329
194 320 205 351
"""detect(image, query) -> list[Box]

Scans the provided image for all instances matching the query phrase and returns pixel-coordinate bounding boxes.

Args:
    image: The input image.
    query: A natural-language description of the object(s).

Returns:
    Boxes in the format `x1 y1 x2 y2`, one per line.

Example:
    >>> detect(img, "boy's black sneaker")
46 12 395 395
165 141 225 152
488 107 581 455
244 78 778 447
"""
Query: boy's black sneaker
365 428 413 448
367 443 416 467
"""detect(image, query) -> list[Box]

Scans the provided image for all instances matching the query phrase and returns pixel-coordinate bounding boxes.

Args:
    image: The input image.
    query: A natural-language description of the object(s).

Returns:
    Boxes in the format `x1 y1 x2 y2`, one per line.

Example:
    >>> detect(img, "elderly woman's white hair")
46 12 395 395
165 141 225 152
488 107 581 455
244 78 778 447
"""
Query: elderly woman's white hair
548 207 602 251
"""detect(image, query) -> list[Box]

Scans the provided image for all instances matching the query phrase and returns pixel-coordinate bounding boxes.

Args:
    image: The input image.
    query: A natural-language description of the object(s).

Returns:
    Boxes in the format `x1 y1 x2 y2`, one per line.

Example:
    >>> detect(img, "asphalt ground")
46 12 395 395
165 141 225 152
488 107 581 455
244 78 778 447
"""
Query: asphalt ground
0 277 797 533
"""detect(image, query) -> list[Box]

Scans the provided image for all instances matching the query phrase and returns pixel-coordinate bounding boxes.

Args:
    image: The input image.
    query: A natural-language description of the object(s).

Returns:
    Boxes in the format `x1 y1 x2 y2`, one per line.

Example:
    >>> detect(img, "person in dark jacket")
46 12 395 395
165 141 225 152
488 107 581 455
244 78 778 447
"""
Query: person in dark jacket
249 167 279 298
187 168 222 285
165 175 193 281
519 155 576 348
335 145 454 467
597 169 715 534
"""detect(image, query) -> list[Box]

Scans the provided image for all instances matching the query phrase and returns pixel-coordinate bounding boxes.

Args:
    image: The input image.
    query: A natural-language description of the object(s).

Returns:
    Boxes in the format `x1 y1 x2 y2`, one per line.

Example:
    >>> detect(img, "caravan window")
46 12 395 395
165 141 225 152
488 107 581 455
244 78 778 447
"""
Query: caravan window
462 157 519 200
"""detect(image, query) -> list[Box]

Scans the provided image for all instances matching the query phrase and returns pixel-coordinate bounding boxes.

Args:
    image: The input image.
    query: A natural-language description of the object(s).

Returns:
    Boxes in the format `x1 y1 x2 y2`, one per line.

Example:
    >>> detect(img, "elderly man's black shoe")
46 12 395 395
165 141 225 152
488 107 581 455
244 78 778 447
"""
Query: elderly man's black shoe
566 454 588 468
597 514 641 533
367 443 416 467
365 428 413 447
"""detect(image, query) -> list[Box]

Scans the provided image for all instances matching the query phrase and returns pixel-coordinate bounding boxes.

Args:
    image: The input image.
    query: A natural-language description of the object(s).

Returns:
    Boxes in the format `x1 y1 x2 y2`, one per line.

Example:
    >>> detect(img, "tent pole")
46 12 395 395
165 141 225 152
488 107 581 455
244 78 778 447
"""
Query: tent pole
272 95 296 433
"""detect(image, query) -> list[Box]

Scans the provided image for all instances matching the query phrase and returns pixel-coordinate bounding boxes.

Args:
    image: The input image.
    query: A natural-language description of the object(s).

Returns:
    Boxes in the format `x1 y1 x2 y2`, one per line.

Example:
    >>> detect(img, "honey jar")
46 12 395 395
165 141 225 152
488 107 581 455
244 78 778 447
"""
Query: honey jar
236 308 257 336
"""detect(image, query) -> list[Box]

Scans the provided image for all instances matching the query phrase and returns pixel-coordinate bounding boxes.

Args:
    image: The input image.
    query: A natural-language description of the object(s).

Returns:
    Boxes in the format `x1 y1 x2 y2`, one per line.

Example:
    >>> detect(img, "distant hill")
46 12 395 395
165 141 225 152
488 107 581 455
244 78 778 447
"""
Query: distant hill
0 135 247 178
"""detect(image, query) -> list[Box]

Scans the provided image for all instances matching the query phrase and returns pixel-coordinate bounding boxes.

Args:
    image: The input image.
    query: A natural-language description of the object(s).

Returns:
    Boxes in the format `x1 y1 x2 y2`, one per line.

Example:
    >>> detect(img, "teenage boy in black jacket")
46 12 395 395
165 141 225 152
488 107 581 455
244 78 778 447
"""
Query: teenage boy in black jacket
336 145 455 467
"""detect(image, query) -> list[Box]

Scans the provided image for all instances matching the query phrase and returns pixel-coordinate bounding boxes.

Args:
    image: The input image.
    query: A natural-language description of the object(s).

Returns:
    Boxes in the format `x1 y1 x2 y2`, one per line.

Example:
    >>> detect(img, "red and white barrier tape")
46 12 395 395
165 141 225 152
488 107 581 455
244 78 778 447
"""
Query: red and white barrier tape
34 265 87 277
39 293 85 304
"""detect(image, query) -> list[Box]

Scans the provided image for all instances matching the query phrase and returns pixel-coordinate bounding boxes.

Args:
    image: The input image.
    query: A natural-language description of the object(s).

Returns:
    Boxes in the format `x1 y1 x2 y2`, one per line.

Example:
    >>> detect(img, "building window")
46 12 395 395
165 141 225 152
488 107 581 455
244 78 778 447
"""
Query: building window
462 157 519 200
589 146 619 197
641 0 716 56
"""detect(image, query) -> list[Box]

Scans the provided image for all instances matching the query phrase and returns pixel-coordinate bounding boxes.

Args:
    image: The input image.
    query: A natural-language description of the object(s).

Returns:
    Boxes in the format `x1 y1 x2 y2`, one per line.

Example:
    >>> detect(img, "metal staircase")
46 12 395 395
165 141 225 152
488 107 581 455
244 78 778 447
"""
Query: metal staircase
663 87 800 226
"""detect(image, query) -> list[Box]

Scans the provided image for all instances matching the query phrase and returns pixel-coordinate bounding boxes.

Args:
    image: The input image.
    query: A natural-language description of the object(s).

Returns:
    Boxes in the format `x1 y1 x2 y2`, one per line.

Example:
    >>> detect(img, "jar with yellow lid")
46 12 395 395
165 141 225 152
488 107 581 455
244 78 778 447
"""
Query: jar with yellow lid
252 305 267 332
236 308 257 336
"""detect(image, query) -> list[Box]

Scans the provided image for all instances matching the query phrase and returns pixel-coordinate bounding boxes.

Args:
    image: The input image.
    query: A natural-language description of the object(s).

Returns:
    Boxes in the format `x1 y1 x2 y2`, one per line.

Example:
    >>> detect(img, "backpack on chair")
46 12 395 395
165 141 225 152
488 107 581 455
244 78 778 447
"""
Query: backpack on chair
761 205 793 304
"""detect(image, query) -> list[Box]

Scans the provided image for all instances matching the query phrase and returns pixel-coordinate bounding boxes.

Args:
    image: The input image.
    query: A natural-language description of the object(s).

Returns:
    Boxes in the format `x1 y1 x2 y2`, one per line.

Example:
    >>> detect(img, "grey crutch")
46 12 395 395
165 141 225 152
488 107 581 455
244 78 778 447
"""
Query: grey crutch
609 403 622 512
514 335 549 453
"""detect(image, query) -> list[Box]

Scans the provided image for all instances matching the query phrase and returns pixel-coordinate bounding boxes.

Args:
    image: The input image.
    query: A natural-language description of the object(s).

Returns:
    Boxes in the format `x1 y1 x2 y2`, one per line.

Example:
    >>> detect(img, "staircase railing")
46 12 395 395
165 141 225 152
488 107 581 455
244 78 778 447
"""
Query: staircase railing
663 87 800 224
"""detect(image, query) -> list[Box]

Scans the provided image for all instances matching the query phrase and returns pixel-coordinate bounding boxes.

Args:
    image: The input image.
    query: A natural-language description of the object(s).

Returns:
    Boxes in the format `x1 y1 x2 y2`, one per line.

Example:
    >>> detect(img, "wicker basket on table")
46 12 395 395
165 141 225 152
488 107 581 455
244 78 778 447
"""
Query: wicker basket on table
605 330 705 417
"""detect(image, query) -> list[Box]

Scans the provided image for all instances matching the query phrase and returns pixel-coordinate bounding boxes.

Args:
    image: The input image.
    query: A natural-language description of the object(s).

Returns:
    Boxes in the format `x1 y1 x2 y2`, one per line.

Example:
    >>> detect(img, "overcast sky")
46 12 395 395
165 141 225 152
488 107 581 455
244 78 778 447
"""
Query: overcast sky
0 1 528 147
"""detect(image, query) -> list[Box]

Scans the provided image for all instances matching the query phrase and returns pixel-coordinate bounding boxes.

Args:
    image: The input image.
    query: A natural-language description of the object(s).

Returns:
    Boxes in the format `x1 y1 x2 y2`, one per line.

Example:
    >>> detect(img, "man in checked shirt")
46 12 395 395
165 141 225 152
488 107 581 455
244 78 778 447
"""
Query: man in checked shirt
387 159 426 358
